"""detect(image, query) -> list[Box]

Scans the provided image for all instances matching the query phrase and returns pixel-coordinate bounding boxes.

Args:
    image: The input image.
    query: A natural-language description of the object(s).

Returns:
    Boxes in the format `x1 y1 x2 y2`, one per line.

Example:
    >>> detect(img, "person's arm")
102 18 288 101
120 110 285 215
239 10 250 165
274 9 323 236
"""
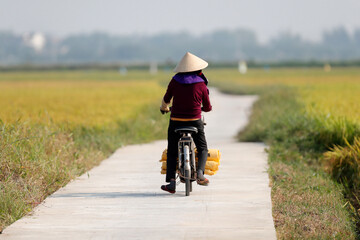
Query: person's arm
160 79 174 113
201 85 212 112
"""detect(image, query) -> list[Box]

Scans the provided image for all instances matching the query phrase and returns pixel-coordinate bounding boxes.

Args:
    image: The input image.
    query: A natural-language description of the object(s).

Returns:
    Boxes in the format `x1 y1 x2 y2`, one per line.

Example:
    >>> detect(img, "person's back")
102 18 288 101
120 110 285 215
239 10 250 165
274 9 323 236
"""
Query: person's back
160 52 212 194
164 72 211 119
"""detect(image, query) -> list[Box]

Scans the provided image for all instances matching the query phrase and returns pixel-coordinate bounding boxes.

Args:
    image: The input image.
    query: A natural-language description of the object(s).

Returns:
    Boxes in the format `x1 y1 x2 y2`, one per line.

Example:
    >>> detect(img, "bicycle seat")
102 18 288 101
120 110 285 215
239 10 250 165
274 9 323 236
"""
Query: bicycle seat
175 126 198 134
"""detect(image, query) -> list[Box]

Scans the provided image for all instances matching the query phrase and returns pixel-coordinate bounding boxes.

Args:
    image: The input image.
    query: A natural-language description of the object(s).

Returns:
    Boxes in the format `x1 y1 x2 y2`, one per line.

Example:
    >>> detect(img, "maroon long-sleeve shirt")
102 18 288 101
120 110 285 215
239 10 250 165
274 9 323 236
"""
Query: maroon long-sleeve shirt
163 78 212 120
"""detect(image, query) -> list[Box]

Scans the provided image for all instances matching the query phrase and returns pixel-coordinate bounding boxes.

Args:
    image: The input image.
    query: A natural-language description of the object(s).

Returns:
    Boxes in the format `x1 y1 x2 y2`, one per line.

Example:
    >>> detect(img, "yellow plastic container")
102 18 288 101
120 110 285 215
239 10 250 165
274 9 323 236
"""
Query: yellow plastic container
207 149 221 163
160 149 221 162
159 148 221 175
161 161 218 171
206 161 219 171
205 169 217 176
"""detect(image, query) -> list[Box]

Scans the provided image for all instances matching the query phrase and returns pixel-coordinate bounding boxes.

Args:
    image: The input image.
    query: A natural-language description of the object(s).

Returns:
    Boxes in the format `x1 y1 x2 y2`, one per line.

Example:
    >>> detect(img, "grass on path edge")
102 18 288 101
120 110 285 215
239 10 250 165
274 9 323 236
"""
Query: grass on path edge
0 102 168 233
216 84 357 239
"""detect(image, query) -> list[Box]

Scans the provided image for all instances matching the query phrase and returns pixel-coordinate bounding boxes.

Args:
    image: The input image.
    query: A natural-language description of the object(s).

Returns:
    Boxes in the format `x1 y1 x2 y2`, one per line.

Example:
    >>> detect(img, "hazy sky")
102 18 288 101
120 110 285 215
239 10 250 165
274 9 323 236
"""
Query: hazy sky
1 0 359 43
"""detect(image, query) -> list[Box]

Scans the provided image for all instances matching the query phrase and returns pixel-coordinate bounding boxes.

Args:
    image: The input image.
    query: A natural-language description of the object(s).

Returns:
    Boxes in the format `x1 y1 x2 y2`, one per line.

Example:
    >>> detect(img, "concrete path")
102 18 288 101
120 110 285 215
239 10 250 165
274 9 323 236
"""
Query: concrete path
1 89 276 240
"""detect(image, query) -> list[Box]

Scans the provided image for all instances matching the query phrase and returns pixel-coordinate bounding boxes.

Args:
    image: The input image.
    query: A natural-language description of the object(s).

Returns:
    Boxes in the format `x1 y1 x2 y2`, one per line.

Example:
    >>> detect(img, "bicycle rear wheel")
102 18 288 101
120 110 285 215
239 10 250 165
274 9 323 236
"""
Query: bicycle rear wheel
185 170 190 196
184 145 191 196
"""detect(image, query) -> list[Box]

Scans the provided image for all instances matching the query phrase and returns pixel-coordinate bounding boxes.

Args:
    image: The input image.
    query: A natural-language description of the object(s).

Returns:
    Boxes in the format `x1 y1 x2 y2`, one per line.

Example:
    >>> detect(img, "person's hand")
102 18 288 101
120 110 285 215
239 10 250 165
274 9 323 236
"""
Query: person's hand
160 99 170 114
160 108 169 115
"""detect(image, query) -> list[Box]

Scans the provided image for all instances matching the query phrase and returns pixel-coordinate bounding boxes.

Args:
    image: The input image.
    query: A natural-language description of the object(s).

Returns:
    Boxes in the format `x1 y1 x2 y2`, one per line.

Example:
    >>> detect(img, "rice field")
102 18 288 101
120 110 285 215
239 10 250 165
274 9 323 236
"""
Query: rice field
1 68 360 237
0 71 169 127
208 67 360 238
4 68 359 128
0 70 172 231
210 67 360 184
208 68 360 124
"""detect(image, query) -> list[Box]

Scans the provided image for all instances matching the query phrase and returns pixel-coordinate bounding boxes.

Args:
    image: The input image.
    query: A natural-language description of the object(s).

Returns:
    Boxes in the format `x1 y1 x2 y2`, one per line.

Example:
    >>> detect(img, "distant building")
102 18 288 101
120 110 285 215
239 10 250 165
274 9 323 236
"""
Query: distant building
238 61 247 74
150 62 158 74
23 32 46 53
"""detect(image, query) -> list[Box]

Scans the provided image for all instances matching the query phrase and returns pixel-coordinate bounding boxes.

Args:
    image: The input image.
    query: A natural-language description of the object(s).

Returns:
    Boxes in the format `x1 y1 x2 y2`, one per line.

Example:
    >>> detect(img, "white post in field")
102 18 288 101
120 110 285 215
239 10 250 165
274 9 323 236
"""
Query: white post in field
238 61 248 74
324 63 331 72
119 66 127 75
150 62 158 74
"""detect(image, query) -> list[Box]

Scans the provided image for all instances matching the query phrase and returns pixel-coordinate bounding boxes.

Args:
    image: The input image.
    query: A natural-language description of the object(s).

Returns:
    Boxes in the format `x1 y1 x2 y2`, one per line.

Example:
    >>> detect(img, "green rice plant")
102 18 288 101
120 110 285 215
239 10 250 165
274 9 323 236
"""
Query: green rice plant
324 137 360 189
324 137 360 232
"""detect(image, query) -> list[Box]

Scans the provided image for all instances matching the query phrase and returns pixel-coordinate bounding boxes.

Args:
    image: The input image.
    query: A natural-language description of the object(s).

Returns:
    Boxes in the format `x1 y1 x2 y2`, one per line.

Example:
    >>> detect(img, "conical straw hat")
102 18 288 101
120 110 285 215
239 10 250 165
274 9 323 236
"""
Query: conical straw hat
173 52 208 73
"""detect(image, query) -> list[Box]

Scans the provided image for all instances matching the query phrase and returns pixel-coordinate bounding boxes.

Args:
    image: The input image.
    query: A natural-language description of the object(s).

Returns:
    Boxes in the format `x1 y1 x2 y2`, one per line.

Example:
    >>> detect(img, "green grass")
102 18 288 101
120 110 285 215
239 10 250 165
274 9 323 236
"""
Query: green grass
0 70 171 232
2 68 360 238
213 83 358 239
0 102 168 231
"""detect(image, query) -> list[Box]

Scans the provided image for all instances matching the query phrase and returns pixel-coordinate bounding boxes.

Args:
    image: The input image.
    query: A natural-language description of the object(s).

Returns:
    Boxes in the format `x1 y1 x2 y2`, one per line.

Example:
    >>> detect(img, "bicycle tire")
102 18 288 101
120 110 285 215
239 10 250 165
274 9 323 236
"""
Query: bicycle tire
184 145 191 196
185 169 190 196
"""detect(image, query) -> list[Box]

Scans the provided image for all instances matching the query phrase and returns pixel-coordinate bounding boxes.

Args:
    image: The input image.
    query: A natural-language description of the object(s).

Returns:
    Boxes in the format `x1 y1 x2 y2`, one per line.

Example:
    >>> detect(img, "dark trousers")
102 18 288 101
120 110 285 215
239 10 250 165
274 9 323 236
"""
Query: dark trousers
166 119 208 182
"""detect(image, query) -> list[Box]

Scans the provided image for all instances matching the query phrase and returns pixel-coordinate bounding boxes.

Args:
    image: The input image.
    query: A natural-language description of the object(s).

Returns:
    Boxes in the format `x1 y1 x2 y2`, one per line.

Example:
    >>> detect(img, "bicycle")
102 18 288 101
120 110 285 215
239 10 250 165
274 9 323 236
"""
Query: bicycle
175 126 198 196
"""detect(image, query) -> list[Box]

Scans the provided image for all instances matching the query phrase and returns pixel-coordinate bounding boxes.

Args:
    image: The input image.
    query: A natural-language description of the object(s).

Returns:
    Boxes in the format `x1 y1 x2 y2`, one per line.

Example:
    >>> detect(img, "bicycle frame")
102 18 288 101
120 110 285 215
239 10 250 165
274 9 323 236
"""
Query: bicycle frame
178 133 196 177
176 128 197 196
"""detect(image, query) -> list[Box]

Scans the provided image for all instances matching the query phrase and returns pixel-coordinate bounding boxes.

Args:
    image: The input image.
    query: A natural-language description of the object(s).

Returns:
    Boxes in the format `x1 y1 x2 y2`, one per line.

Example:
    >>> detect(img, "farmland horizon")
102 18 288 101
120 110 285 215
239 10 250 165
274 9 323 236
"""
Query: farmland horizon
1 26 360 65
3 24 360 44
3 24 359 45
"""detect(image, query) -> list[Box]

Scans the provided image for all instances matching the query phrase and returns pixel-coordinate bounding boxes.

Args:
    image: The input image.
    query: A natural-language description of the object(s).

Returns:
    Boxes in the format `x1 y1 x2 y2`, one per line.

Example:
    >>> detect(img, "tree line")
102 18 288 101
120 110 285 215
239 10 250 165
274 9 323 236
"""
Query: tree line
0 27 360 65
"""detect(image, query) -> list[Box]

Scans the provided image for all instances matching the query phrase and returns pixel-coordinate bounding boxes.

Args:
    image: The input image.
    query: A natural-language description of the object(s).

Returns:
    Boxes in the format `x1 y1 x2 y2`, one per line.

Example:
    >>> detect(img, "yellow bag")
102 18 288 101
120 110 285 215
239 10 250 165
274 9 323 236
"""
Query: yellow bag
161 161 167 169
161 160 218 171
161 149 167 161
159 148 221 175
161 168 217 176
160 149 221 163
205 169 217 176
207 149 221 163
206 161 219 171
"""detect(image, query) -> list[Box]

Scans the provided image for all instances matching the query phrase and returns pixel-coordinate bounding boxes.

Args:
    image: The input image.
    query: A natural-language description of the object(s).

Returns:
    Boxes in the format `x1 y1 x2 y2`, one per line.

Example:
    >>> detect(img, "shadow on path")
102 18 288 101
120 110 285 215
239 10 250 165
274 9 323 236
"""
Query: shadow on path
51 192 169 199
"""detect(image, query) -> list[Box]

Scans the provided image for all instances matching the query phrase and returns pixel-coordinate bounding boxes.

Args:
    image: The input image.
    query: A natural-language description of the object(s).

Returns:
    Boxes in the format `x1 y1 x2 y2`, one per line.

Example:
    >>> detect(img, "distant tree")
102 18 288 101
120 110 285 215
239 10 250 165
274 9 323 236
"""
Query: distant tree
354 28 360 47
0 31 34 64
322 27 355 60
1 27 360 64
322 27 352 46
267 32 315 60
197 28 258 61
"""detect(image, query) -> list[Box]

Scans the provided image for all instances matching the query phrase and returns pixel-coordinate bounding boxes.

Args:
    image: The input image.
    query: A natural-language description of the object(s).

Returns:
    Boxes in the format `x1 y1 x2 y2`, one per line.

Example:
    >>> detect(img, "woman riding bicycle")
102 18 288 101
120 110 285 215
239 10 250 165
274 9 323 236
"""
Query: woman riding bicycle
160 52 212 194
